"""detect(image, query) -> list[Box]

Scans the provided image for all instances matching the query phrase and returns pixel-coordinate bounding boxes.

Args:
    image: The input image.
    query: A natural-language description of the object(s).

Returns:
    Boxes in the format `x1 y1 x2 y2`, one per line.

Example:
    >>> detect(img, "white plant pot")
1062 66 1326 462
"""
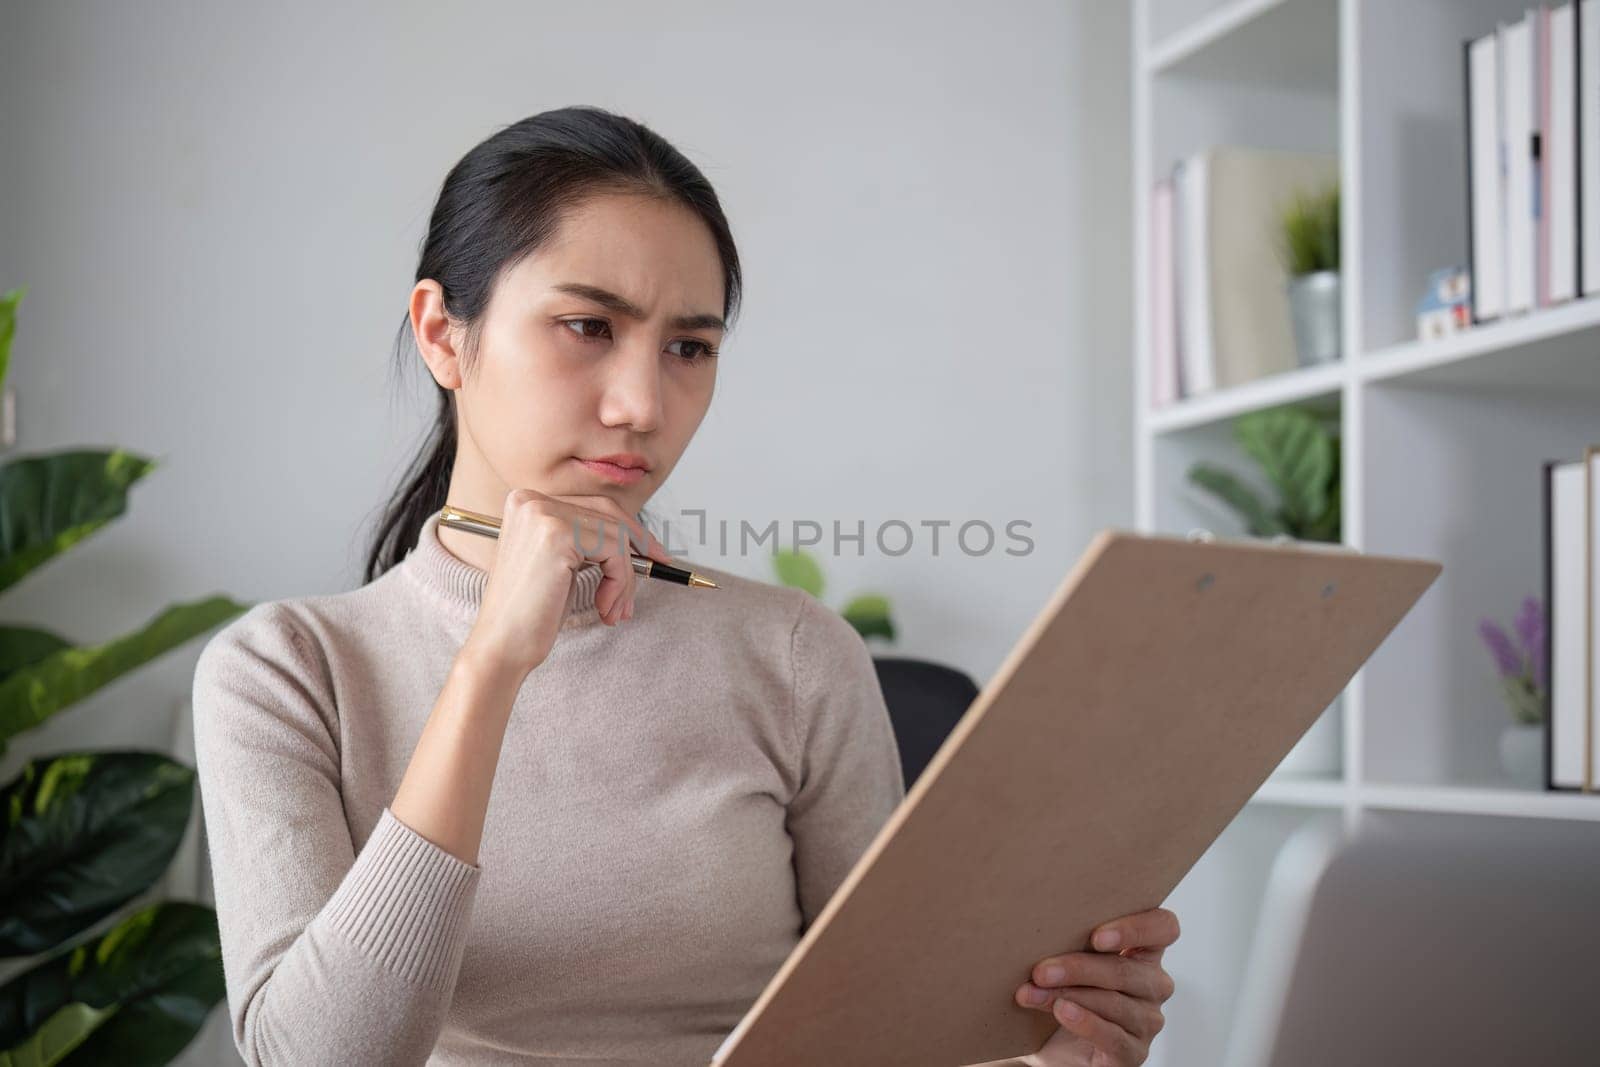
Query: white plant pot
1497 722 1544 789
1270 692 1343 780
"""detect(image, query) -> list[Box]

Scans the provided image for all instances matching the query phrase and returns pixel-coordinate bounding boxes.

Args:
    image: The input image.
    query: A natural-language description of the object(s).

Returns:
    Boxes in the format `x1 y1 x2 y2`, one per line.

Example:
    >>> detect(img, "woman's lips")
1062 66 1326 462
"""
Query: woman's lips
575 458 647 485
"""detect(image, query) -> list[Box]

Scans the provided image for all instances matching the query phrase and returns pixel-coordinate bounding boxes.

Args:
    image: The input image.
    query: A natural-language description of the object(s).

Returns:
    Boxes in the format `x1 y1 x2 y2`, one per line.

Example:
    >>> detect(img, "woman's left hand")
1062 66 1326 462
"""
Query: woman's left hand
1012 907 1181 1066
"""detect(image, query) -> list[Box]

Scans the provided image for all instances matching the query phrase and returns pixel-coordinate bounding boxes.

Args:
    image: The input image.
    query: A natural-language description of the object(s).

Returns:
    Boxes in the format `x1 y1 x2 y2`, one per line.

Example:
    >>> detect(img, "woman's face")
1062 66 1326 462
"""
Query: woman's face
412 190 725 537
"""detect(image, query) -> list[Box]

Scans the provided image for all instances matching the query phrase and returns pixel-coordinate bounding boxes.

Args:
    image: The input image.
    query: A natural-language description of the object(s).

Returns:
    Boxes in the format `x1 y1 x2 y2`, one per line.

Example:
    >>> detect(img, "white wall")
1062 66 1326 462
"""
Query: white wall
0 1 1130 1062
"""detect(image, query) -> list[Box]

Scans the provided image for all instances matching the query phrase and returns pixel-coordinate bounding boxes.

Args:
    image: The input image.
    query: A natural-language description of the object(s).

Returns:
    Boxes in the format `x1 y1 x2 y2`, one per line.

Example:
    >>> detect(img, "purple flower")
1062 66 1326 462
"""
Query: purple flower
1513 596 1547 693
1478 618 1521 678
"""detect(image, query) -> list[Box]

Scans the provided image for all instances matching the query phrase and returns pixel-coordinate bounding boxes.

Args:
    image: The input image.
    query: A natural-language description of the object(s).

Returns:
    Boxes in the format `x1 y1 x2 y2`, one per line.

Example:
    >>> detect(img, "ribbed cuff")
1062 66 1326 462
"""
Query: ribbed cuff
321 807 480 989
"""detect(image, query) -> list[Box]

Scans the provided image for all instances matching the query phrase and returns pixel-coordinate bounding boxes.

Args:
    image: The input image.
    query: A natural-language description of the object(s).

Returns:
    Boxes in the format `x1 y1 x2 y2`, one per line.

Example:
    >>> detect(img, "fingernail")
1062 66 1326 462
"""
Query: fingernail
1041 965 1065 984
1056 999 1083 1022
1094 930 1121 950
1024 986 1050 1006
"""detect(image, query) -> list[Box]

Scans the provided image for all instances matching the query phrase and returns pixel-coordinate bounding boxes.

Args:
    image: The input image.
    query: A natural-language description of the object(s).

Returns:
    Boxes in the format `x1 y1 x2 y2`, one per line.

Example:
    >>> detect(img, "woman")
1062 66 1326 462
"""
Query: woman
191 105 1178 1067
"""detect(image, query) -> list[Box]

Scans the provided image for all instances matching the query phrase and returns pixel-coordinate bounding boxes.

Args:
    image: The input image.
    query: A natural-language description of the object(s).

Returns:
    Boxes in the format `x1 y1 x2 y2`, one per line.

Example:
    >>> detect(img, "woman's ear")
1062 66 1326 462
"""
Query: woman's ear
410 279 466 390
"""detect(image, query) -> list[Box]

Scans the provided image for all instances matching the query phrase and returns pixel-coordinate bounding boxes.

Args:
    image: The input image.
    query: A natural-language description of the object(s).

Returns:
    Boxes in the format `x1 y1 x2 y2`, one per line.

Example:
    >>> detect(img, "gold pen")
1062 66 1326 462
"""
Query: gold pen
438 505 718 589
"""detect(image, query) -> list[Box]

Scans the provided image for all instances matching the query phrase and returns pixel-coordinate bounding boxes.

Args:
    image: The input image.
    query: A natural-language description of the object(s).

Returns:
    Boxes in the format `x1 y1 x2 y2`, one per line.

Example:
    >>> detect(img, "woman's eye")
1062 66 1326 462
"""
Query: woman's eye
668 339 718 362
563 318 611 340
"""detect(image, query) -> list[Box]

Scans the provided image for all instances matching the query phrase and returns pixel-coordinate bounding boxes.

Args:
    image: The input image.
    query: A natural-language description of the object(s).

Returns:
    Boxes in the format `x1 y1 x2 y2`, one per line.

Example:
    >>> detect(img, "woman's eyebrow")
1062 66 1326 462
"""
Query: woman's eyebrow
551 281 724 331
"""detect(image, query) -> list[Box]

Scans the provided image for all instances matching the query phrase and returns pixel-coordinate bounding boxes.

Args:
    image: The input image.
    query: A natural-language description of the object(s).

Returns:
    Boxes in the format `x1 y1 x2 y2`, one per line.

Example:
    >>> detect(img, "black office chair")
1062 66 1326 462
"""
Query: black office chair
871 655 980 789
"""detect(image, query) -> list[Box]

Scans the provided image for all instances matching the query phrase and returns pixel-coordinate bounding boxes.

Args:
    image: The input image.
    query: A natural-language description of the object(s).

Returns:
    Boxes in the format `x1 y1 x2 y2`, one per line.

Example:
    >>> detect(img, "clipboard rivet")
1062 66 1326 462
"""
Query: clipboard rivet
1322 582 1336 598
1197 573 1215 591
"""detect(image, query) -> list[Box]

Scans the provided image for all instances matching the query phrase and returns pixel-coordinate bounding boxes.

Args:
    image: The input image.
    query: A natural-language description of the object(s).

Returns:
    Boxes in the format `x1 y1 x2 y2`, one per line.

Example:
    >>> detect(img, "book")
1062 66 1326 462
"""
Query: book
1150 177 1181 409
1175 154 1214 396
1171 146 1338 395
1504 13 1537 315
1546 3 1578 304
1468 27 1507 321
1206 147 1339 386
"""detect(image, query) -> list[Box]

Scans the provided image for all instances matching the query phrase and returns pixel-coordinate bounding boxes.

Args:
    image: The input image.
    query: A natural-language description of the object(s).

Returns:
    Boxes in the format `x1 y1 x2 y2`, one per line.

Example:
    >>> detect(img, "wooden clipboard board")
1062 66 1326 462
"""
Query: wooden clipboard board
711 529 1441 1067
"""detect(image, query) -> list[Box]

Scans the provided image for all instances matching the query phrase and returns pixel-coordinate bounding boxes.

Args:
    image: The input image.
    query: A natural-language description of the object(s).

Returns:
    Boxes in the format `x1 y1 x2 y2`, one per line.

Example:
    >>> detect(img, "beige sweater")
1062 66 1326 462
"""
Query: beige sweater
191 509 907 1065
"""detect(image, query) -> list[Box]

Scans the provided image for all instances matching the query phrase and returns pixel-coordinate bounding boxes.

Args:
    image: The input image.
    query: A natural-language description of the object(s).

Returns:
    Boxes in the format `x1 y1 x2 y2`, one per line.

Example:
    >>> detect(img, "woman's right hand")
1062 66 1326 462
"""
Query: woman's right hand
459 487 675 682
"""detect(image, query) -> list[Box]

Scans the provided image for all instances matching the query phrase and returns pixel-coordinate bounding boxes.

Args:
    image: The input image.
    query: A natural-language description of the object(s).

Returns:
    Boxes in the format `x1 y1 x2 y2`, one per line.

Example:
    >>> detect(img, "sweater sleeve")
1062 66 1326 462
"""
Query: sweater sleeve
190 601 480 1067
784 593 907 933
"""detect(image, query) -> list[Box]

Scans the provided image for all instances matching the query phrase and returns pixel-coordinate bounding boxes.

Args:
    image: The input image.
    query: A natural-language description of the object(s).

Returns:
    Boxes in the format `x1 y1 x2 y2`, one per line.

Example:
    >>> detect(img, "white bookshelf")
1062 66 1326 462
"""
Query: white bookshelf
1133 1 1600 1063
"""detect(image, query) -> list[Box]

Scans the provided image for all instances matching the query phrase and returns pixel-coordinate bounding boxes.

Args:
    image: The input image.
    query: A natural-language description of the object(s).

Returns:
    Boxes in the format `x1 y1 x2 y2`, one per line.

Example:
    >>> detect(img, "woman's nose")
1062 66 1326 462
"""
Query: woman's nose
598 342 664 432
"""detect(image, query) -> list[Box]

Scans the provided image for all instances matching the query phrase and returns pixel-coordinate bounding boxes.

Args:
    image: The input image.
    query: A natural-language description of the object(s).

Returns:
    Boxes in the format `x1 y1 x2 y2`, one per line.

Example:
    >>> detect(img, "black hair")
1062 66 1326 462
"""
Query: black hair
363 105 743 582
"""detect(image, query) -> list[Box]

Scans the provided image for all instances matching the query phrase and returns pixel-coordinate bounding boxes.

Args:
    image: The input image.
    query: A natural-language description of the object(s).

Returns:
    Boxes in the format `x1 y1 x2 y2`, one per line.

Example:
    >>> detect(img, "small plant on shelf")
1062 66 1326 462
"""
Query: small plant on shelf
1277 182 1340 276
1479 595 1547 789
1277 180 1342 367
1185 404 1341 543
1477 596 1547 727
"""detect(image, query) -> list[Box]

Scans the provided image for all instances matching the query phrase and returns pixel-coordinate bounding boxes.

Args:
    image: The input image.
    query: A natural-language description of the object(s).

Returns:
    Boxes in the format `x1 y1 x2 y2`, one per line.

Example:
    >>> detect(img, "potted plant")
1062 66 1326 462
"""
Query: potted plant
1278 180 1341 367
1186 404 1344 778
1186 404 1341 544
1478 596 1547 789
0 285 252 1063
772 548 895 642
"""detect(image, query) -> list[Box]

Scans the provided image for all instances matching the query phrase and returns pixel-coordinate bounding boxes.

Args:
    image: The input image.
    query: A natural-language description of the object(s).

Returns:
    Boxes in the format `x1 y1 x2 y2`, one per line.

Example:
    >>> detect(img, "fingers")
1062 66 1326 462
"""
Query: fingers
500 489 677 625
1016 984 1166 1045
573 506 633 625
593 538 634 625
1047 987 1157 1062
1017 979 1171 1036
1029 951 1175 1004
552 494 673 563
505 489 637 624
1090 907 1181 953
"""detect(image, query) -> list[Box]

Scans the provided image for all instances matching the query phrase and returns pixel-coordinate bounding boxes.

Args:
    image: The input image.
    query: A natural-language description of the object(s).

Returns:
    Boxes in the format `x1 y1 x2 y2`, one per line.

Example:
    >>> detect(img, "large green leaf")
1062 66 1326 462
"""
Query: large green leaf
1299 442 1342 543
0 900 224 1067
0 449 159 595
841 594 896 642
0 752 196 957
0 627 72 683
773 549 825 598
0 287 24 396
1186 463 1289 537
1232 408 1332 532
0 1001 119 1067
0 595 250 753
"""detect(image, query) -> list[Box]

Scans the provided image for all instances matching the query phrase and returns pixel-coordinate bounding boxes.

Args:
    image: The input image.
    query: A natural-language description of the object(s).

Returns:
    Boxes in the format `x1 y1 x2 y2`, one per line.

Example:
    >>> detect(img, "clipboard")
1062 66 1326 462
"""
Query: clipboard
711 528 1441 1067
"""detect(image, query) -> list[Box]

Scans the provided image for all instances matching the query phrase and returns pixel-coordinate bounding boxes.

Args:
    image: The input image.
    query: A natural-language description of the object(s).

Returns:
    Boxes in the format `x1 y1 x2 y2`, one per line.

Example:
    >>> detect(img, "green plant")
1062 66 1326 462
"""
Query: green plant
1185 404 1341 543
772 548 895 642
0 284 252 1064
1277 181 1340 276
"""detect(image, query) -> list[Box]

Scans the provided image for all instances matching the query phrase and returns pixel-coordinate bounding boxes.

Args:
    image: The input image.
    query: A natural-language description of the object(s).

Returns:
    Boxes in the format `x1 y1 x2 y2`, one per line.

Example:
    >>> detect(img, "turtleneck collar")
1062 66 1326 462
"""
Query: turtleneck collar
398 509 606 626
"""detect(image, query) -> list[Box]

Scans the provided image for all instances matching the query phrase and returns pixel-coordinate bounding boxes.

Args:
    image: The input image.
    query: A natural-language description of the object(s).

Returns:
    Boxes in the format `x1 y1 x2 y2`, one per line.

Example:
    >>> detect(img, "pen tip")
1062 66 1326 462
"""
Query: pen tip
689 574 718 589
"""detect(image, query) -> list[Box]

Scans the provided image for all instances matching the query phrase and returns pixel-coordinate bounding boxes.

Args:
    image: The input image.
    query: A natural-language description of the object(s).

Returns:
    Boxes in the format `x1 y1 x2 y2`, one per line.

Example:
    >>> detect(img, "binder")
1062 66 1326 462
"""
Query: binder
711 531 1441 1067
1582 0 1600 294
1545 450 1597 792
1589 446 1598 791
